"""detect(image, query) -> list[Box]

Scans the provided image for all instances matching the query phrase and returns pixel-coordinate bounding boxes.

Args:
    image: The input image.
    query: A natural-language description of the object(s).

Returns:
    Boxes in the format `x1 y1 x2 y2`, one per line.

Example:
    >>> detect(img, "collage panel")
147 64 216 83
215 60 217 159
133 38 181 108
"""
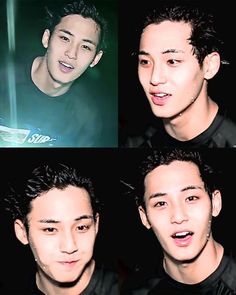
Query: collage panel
119 1 236 148
0 0 118 147
0 147 120 294
119 148 236 294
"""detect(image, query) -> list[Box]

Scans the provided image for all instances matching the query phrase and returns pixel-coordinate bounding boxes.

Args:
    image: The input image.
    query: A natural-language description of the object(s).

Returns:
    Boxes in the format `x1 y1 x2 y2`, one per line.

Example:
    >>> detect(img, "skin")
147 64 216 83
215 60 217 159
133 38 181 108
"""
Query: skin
14 185 99 295
32 14 103 97
138 160 223 284
138 21 221 141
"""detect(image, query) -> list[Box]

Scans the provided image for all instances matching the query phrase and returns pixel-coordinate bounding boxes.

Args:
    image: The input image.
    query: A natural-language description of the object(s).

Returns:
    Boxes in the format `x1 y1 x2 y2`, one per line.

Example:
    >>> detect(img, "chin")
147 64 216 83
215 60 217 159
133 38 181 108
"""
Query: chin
174 251 200 264
55 274 81 284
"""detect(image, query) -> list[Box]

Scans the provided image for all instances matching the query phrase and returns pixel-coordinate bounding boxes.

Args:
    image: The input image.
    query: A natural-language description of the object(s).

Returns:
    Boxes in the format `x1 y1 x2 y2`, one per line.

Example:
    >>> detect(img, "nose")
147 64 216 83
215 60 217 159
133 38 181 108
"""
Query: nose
150 63 166 86
65 44 78 60
170 203 188 224
59 231 78 254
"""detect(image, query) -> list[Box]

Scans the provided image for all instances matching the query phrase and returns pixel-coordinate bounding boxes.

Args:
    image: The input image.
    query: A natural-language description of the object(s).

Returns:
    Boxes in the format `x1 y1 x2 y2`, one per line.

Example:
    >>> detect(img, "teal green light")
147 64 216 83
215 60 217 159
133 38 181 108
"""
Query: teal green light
7 0 17 143
7 0 15 52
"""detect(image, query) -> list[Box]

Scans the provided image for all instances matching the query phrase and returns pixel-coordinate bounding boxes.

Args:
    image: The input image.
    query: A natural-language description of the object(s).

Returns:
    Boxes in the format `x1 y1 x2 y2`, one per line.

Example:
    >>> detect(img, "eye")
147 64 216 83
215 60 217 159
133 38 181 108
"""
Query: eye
77 224 90 232
154 201 167 207
42 227 57 234
138 58 151 66
60 35 70 42
186 196 199 202
167 59 181 65
81 44 92 51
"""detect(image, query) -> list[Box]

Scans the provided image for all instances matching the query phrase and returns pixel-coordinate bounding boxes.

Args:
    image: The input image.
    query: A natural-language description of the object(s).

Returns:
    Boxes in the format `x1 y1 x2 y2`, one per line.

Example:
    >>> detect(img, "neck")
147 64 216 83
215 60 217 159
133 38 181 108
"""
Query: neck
163 238 224 284
164 96 218 141
31 56 72 97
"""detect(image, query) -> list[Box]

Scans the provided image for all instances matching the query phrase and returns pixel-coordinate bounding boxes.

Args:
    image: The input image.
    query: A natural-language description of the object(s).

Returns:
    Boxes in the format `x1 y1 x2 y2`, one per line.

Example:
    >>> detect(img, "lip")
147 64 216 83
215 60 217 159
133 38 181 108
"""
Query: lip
57 260 79 270
171 231 194 247
58 260 79 264
149 92 171 106
59 60 75 68
58 60 75 73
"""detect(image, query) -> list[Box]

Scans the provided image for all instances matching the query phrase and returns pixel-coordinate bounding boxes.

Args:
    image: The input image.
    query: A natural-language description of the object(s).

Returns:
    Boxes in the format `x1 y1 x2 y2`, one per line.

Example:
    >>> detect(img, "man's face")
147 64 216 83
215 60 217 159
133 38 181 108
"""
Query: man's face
138 21 208 119
43 14 103 86
139 160 221 263
24 185 98 283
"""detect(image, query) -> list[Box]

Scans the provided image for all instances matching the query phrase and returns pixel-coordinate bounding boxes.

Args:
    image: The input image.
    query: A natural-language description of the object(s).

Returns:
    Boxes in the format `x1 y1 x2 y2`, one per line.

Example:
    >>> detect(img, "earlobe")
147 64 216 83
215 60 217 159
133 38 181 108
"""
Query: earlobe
138 206 151 229
14 219 29 245
211 190 222 217
95 213 99 235
90 50 103 68
204 52 221 80
42 29 50 49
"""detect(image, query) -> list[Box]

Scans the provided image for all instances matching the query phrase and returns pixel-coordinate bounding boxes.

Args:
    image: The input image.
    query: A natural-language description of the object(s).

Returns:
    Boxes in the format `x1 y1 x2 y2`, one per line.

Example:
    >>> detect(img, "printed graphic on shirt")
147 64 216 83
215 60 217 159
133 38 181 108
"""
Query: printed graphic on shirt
0 123 57 146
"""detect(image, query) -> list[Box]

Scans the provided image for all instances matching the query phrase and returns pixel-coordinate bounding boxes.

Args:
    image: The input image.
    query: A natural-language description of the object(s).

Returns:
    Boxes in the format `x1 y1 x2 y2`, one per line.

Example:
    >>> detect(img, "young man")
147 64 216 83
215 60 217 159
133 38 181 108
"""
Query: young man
5 162 119 294
121 1 236 148
122 149 236 294
0 0 117 147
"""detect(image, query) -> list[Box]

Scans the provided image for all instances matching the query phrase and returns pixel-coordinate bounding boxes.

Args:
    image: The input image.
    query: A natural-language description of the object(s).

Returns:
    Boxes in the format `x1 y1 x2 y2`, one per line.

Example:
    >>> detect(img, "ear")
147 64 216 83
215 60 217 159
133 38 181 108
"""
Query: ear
42 29 51 49
203 52 221 80
211 190 222 217
95 213 99 235
138 206 151 229
90 50 103 68
14 219 29 245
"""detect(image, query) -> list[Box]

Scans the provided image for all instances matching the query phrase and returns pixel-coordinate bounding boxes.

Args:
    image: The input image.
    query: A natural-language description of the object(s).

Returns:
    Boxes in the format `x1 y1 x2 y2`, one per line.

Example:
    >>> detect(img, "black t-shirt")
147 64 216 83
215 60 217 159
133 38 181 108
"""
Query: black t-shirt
123 254 236 295
123 108 236 148
28 265 119 295
0 57 116 147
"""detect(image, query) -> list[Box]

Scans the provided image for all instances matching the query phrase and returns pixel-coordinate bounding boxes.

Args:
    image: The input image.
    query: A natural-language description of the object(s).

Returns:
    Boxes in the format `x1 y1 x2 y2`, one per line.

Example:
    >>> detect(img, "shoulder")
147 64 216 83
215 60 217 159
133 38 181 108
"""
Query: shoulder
120 126 159 148
121 268 162 295
91 265 120 295
213 114 236 147
221 254 236 290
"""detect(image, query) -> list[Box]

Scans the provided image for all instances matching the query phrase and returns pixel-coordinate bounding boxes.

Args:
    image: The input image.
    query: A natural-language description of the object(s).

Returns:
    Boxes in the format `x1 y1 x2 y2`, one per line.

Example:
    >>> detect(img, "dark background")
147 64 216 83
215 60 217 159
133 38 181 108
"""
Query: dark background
118 1 235 145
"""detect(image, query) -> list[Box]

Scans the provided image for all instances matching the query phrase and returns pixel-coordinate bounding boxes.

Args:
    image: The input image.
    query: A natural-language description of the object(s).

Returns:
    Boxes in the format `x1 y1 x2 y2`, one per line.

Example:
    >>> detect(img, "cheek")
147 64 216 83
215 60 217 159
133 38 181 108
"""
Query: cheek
138 69 149 87
29 236 57 264
80 233 96 253
173 65 204 88
148 211 167 236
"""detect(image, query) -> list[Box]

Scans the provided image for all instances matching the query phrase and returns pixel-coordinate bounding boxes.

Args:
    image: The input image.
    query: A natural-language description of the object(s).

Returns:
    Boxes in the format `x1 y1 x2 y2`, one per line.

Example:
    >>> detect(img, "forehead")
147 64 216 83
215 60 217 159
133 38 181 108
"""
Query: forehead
140 20 192 51
54 14 100 42
29 185 92 221
144 160 202 194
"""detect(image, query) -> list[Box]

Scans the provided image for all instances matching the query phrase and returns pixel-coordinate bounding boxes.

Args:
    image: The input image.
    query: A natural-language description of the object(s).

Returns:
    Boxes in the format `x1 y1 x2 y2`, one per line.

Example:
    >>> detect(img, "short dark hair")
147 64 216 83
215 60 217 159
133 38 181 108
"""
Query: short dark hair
141 1 226 66
135 149 219 208
5 163 101 227
45 0 107 51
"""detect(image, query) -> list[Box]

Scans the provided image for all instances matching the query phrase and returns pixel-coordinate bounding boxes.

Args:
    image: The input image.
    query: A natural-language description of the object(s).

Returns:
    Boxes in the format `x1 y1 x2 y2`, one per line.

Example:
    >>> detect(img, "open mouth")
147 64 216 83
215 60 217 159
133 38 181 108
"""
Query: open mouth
59 61 74 69
171 231 194 239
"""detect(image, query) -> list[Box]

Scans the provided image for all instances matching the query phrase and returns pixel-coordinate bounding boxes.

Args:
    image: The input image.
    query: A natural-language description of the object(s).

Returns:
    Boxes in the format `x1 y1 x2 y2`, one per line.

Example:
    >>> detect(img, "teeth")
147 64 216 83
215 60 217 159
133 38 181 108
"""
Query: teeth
154 93 167 97
175 231 189 237
60 61 73 69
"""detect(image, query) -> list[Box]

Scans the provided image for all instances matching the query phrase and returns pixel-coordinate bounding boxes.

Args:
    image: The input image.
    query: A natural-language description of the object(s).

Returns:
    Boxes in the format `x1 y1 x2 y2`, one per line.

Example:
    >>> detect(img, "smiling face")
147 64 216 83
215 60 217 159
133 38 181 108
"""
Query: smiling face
139 160 221 263
138 21 218 119
14 185 99 284
42 14 103 86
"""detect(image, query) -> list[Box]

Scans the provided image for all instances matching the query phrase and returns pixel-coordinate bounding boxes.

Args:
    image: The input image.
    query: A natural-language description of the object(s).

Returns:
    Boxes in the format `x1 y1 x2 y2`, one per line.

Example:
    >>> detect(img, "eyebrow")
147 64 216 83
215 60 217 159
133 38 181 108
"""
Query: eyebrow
138 49 185 56
38 214 94 224
59 29 97 46
148 185 203 200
